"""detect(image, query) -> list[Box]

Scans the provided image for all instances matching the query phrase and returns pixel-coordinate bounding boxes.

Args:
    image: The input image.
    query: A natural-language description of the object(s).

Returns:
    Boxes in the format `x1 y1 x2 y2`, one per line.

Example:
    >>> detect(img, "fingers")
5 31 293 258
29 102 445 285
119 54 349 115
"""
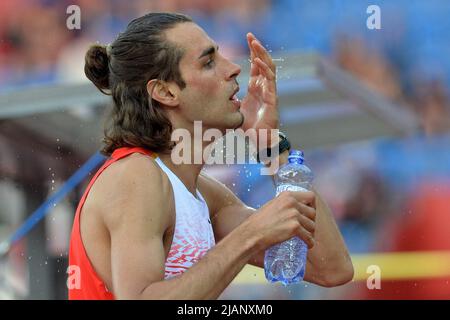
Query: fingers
247 33 258 77
295 201 316 222
254 57 276 82
297 226 315 249
279 190 316 237
289 191 316 207
298 212 315 235
246 33 256 62
249 58 259 80
247 32 276 76
249 35 276 74
289 202 315 235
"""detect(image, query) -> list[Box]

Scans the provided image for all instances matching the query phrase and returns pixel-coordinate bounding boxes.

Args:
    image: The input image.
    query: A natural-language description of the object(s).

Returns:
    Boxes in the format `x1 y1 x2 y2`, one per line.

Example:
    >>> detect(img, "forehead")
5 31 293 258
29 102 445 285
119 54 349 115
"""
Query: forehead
165 22 215 64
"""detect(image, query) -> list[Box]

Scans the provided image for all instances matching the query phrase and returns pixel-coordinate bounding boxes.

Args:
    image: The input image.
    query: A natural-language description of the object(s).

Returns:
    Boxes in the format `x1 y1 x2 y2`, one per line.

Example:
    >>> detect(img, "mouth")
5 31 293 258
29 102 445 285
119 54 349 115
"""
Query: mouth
229 87 241 109
229 86 240 100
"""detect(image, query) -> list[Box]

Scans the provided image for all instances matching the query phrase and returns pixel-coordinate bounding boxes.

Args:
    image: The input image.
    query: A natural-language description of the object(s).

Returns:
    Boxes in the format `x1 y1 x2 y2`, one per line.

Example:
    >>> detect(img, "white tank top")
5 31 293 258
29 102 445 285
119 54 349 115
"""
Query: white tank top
154 157 216 279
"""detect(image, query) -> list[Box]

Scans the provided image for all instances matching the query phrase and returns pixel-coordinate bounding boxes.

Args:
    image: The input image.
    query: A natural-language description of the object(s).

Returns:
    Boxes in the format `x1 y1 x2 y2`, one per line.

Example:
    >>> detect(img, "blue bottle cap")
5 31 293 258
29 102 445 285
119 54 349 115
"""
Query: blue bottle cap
288 149 304 164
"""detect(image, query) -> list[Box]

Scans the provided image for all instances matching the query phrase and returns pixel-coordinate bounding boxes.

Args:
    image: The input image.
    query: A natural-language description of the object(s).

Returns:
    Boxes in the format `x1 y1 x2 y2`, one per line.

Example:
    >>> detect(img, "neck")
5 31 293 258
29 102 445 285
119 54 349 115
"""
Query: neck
161 112 227 196
157 155 202 197
157 136 216 197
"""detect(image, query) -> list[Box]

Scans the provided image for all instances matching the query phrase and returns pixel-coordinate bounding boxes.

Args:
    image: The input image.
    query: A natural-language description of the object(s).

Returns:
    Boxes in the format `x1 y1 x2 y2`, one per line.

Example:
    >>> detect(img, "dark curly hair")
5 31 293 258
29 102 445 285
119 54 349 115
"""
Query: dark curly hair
84 12 192 156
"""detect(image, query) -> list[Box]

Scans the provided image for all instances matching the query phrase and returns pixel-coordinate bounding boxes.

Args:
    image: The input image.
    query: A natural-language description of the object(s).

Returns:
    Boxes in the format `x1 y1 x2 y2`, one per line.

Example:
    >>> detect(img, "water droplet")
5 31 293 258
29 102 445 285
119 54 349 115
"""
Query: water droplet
56 138 60 142
51 180 55 184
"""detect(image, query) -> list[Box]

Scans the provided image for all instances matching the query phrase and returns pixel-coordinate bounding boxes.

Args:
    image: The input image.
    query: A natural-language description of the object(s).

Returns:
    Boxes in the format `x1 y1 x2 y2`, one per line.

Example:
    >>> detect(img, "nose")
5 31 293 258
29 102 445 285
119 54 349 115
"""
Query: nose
226 60 241 81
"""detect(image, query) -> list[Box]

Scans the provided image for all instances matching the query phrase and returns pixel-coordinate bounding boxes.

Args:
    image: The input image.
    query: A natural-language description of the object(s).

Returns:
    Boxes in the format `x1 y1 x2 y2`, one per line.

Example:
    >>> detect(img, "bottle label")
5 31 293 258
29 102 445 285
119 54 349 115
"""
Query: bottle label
276 184 309 195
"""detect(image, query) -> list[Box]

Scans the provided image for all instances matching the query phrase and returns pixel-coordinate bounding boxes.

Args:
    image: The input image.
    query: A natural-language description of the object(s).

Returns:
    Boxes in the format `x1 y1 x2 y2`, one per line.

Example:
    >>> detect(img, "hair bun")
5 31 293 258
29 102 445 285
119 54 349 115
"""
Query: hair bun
84 44 111 94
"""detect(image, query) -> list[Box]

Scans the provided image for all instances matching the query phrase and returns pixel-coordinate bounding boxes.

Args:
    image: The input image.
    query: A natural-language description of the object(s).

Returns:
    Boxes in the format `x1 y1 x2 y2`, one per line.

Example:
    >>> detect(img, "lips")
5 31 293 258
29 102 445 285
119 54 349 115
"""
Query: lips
228 86 240 109
229 86 240 100
230 98 241 110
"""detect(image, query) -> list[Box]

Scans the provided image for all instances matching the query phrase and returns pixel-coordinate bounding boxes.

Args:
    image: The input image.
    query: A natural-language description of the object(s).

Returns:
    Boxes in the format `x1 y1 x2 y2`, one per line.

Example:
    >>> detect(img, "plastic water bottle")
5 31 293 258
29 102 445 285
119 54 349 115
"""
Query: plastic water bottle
264 149 314 286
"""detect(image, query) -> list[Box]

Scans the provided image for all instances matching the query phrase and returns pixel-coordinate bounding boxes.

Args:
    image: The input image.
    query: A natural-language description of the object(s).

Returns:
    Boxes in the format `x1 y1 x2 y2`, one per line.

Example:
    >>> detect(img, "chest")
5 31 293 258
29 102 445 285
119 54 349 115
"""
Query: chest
162 185 216 257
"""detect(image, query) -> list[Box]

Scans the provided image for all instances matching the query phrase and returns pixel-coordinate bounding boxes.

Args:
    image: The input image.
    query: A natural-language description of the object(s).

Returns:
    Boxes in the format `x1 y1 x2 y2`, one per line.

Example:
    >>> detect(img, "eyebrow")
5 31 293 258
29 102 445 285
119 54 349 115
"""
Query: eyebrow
198 45 219 59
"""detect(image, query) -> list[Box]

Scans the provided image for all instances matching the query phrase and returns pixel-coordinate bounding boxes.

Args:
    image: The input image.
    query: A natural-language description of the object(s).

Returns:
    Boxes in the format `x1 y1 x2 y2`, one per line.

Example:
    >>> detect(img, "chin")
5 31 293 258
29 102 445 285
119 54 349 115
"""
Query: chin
210 110 244 132
223 112 243 130
233 111 244 130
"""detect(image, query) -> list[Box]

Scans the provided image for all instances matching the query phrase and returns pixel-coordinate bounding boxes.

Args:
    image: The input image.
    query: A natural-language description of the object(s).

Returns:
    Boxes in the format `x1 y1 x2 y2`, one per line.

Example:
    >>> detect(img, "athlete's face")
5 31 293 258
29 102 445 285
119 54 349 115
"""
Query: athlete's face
165 22 243 133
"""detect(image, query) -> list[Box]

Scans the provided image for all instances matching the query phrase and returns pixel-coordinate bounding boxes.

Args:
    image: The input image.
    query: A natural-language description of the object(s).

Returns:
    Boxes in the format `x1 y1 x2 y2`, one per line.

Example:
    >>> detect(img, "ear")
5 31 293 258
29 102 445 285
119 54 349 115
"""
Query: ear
146 79 179 107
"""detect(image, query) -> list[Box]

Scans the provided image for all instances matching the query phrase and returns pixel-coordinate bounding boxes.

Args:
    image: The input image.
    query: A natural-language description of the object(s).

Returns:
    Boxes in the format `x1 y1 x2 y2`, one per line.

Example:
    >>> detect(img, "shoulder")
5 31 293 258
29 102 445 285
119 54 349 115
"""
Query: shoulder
100 153 169 197
91 153 174 233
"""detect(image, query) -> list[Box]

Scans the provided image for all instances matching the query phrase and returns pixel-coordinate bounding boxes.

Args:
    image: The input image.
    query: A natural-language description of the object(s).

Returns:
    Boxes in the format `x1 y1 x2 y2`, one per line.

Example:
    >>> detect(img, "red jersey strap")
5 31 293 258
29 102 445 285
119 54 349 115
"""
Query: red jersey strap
68 146 156 300
110 146 156 162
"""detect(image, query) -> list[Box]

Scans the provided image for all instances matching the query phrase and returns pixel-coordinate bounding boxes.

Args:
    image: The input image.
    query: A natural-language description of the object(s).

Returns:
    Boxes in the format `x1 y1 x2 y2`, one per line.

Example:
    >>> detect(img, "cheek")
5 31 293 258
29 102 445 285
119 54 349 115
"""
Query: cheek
187 73 221 97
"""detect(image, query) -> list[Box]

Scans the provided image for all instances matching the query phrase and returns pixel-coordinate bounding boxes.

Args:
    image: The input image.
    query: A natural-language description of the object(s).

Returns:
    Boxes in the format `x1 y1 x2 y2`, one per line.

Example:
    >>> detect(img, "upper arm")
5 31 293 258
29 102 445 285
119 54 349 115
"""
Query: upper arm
103 155 174 299
198 172 255 243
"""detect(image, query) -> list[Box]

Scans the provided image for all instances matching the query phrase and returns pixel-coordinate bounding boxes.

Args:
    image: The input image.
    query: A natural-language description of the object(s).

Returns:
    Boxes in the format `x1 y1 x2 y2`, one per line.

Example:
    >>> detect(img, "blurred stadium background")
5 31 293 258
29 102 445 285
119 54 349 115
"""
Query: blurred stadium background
1 0 450 299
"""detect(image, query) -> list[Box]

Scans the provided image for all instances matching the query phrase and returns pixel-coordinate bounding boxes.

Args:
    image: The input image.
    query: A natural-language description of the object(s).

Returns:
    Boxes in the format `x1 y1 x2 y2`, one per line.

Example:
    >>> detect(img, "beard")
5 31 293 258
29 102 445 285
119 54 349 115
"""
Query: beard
205 108 244 133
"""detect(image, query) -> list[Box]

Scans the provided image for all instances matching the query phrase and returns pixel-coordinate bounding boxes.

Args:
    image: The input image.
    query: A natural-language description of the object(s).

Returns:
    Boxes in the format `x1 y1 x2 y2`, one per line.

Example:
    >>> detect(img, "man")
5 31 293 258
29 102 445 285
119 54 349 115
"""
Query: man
69 12 353 300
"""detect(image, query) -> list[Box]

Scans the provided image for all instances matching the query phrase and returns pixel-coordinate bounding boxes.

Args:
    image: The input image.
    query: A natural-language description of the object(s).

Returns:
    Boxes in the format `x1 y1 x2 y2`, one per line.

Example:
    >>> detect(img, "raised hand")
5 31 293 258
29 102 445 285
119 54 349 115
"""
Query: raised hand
239 33 280 149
